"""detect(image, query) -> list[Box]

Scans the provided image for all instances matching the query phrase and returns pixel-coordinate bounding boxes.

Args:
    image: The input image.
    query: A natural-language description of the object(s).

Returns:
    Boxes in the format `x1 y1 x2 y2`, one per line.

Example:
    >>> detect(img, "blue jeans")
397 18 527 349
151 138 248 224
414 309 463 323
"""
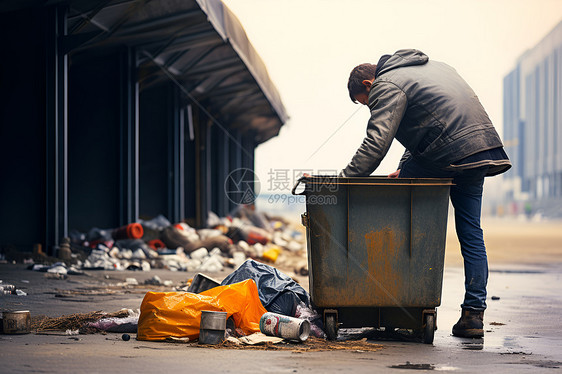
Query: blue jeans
399 158 488 311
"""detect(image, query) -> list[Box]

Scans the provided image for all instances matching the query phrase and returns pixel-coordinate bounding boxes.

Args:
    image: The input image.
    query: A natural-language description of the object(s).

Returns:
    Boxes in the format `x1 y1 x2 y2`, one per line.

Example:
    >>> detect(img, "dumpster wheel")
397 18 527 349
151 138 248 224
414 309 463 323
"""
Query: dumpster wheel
423 313 435 344
325 314 338 341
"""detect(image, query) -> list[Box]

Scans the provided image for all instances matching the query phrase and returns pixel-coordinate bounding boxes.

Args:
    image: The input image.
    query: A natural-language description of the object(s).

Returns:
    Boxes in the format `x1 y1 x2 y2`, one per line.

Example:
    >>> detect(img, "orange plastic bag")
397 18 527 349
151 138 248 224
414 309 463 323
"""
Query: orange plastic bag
137 279 267 341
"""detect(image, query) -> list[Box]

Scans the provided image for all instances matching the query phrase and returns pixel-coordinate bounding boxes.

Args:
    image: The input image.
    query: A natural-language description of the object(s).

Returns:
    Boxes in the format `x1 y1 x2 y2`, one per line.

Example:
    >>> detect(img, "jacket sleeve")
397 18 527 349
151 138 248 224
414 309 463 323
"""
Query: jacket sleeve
397 149 412 170
339 82 408 177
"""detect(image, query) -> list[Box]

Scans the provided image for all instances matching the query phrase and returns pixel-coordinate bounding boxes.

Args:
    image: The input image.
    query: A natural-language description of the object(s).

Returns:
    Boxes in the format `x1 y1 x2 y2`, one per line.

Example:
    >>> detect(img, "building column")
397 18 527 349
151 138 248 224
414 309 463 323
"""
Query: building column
195 112 211 227
168 86 185 223
45 5 68 254
217 127 230 216
119 46 139 225
228 130 243 212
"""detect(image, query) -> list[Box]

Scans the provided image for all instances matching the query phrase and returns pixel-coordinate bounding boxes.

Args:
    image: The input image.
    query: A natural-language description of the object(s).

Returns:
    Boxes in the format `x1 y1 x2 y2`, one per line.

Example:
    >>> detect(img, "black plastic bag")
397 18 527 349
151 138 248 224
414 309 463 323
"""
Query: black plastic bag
221 259 311 316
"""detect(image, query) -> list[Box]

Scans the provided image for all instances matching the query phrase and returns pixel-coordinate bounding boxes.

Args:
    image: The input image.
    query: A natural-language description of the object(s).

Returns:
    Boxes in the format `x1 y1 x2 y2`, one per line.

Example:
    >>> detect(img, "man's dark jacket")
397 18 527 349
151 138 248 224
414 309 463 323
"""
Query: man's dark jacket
340 49 510 177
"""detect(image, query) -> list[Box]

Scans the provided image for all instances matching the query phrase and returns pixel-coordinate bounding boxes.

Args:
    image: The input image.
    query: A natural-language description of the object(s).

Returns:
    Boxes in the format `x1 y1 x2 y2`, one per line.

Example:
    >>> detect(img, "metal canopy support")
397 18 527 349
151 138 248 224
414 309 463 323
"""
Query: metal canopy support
163 50 190 70
66 0 139 22
143 30 218 54
217 124 229 216
228 129 243 212
198 81 255 101
84 0 151 48
119 46 140 225
195 113 211 227
242 134 255 196
221 91 263 112
45 5 68 254
185 56 240 77
202 118 212 225
179 43 223 74
114 9 205 37
168 85 185 223
68 0 113 34
178 104 186 220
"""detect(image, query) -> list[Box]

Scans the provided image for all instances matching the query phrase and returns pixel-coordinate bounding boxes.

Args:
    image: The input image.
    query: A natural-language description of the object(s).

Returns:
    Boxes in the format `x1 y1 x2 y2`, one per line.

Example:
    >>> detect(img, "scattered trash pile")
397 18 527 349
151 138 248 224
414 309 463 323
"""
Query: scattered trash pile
138 260 324 342
22 260 329 346
7 260 382 350
26 302 382 351
33 206 307 275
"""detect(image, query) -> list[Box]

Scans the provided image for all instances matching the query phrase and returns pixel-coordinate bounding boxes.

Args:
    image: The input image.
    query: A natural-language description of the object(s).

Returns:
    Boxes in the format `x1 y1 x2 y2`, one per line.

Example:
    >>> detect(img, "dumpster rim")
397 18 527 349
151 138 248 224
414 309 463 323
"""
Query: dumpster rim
301 175 454 187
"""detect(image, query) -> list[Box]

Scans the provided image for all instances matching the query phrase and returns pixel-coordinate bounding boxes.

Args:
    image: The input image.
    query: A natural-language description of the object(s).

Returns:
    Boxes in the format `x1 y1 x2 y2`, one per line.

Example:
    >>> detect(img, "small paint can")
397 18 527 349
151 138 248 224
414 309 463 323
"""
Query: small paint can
2 310 31 334
259 312 310 342
199 311 227 344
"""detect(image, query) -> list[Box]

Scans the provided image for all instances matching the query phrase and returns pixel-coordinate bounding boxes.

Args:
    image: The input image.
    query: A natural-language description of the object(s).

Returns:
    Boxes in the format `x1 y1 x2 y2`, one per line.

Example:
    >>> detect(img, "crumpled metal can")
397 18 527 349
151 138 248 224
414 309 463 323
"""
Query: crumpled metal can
259 312 310 342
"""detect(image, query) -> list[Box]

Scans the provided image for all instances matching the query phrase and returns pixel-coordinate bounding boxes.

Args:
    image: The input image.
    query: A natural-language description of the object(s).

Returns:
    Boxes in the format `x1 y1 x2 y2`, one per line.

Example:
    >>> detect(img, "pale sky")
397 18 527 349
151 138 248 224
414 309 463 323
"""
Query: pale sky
222 0 562 196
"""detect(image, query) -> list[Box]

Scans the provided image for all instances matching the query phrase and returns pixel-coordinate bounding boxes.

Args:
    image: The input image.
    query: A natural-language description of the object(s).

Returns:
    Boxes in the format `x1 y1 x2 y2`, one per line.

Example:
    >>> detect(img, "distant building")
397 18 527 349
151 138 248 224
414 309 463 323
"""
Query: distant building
503 21 562 218
0 0 288 254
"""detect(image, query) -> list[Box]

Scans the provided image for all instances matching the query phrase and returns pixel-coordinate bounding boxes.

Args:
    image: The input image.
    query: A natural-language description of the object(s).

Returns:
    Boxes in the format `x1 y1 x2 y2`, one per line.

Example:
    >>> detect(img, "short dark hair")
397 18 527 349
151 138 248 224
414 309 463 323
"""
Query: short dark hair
347 63 377 103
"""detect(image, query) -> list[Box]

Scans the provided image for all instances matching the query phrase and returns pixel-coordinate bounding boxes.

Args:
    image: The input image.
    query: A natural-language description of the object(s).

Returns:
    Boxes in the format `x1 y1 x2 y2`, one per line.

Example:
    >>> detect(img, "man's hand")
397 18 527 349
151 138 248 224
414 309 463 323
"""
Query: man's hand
387 169 400 178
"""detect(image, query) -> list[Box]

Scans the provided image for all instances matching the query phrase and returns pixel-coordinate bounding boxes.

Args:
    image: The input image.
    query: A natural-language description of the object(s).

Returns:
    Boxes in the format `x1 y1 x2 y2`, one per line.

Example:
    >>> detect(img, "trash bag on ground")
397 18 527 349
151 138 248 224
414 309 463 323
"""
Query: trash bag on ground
137 279 266 341
295 302 325 338
89 316 138 333
220 259 311 316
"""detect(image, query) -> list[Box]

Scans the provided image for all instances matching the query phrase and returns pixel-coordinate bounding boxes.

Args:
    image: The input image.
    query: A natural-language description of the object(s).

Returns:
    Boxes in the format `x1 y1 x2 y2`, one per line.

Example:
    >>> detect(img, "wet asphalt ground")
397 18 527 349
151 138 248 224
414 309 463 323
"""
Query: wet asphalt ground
1 261 561 373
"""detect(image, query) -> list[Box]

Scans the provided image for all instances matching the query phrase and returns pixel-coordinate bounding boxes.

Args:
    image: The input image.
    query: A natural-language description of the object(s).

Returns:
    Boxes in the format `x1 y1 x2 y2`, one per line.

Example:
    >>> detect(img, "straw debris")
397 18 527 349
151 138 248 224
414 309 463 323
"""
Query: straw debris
32 309 130 333
199 337 383 352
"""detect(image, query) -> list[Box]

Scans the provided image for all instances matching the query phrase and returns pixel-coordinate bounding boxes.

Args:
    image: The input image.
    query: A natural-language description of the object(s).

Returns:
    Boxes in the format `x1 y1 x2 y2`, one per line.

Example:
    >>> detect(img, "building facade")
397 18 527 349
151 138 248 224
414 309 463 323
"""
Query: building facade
503 21 562 218
0 0 288 254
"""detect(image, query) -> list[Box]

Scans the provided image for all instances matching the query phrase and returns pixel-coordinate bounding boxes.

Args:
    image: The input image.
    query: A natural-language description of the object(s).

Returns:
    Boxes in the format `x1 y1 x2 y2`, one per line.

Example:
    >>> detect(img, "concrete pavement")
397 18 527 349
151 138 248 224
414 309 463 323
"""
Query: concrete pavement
1 261 561 373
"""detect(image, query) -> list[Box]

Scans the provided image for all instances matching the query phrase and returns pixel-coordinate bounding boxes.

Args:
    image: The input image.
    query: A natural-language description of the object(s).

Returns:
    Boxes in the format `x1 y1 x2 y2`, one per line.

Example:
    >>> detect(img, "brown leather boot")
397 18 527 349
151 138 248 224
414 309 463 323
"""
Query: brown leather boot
452 309 484 338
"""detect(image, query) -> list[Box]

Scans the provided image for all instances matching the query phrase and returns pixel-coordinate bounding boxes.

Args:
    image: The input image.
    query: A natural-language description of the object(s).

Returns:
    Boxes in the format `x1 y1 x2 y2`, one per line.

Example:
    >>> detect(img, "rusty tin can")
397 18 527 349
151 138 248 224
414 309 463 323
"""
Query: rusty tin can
2 310 31 334
198 310 227 344
259 312 310 342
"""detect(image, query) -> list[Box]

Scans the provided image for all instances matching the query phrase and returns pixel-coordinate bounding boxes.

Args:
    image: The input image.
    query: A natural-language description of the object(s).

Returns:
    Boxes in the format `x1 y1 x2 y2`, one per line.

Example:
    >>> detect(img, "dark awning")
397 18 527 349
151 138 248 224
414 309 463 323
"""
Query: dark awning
1 0 288 144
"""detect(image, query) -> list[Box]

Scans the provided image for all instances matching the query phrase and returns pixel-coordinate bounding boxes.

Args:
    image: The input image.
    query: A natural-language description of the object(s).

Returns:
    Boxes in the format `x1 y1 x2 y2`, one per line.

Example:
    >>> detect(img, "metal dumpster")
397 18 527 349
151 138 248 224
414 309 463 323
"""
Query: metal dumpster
292 176 452 344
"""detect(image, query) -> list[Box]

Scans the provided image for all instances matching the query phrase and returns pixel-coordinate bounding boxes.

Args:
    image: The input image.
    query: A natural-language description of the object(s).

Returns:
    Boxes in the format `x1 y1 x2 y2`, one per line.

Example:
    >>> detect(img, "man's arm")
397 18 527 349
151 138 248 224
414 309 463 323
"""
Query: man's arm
387 149 411 178
398 149 412 169
339 82 408 177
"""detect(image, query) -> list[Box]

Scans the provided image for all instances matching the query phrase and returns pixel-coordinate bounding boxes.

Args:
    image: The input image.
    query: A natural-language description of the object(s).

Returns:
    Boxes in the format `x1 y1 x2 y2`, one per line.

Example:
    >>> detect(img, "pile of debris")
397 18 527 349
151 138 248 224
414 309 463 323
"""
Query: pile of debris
16 260 384 348
46 206 307 275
